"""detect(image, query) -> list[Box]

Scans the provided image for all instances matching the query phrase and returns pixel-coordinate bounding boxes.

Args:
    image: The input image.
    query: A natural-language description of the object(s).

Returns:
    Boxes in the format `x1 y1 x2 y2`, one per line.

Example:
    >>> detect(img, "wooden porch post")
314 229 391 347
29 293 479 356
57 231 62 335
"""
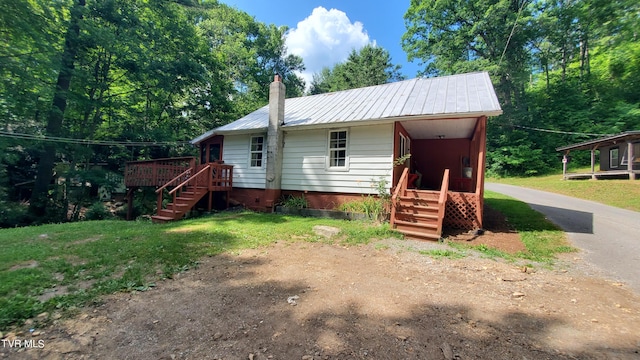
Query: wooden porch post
562 153 568 180
126 187 135 221
474 116 487 229
628 141 636 180
590 147 597 180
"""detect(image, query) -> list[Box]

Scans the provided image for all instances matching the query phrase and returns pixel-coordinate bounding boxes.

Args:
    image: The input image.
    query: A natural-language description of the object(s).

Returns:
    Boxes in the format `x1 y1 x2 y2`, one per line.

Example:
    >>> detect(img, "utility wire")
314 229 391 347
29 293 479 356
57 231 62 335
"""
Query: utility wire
499 0 528 66
0 130 191 147
513 125 611 137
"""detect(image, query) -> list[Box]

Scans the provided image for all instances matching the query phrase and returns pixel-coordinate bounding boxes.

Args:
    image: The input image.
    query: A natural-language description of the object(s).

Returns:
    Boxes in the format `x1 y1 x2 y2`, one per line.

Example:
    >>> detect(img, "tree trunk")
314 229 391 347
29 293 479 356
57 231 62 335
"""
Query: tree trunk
29 0 86 217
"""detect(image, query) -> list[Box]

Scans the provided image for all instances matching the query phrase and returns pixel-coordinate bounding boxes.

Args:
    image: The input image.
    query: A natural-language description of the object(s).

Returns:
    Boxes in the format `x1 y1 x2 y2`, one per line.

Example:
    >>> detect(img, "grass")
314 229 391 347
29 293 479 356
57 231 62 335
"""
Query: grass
0 189 580 330
418 249 466 259
488 169 640 212
480 190 575 262
0 211 399 330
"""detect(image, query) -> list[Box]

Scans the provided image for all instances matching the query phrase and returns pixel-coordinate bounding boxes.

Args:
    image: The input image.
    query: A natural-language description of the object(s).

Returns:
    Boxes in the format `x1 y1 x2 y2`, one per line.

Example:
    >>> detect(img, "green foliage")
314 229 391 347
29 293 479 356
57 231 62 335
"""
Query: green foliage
310 44 405 94
1 1 307 224
0 202 32 229
280 195 308 209
84 202 111 221
337 196 386 221
418 249 466 259
404 0 640 176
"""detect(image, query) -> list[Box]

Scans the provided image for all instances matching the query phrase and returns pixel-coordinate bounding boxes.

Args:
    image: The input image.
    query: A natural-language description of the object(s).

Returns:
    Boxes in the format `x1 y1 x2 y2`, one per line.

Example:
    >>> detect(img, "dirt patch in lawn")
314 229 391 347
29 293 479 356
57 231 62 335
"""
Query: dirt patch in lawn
445 205 527 254
3 231 640 359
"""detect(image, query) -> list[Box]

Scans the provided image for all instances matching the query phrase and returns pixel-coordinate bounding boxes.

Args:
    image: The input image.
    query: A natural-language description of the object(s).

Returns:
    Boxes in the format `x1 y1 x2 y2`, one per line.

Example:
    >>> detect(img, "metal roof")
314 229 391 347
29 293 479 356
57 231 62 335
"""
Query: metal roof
556 131 640 152
192 71 502 144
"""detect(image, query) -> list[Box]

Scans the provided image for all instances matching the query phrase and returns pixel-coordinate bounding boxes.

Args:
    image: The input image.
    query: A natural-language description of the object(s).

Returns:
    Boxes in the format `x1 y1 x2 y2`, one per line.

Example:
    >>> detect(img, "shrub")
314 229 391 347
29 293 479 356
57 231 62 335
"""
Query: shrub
281 195 308 209
337 196 386 221
0 201 32 228
84 202 112 220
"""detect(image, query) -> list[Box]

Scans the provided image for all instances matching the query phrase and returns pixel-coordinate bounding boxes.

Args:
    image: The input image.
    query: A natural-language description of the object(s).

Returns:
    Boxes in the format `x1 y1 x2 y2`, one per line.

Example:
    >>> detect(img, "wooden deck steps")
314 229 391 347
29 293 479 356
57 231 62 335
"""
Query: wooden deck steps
393 189 443 241
151 185 208 223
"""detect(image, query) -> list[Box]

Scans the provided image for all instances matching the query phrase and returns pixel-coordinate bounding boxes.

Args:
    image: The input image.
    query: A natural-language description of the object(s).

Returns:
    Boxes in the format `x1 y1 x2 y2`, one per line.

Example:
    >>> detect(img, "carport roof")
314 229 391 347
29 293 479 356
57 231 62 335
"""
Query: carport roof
556 131 640 152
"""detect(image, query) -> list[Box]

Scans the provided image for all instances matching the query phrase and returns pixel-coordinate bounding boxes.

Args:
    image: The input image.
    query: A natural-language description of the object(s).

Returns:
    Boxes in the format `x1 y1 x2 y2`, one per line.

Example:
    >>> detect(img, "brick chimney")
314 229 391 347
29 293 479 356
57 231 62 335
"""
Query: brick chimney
264 74 285 209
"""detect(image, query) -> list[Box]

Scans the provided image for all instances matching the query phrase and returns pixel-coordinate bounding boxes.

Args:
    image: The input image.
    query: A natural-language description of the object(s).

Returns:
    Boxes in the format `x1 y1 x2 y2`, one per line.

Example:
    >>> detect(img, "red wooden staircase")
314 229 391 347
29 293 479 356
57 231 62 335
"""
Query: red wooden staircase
390 168 449 241
152 163 233 223
124 158 232 223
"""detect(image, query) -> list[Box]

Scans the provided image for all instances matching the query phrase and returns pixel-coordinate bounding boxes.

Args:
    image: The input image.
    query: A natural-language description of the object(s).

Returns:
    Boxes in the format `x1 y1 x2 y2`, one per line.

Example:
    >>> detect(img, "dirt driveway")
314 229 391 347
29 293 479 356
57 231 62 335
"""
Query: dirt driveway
3 234 640 359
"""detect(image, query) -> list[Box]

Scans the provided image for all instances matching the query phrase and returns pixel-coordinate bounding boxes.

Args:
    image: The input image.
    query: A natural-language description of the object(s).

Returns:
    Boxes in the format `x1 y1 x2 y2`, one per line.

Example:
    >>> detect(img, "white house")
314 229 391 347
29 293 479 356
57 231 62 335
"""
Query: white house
185 72 502 239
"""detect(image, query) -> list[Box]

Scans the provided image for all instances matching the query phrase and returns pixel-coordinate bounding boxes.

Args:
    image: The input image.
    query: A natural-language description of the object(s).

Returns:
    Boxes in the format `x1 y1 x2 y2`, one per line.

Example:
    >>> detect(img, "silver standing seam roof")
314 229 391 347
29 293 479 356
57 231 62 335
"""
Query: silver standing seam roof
192 71 502 144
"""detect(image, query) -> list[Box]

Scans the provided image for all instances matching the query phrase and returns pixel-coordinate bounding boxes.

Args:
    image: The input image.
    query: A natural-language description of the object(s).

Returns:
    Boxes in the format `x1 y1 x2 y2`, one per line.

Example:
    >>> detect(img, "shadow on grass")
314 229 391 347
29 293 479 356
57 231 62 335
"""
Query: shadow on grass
485 197 558 231
526 203 594 234
485 197 593 234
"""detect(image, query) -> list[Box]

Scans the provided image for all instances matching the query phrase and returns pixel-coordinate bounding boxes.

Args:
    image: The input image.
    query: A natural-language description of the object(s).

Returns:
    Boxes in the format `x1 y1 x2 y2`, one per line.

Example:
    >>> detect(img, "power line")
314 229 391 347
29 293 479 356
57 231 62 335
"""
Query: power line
0 130 192 147
499 0 528 66
513 125 610 137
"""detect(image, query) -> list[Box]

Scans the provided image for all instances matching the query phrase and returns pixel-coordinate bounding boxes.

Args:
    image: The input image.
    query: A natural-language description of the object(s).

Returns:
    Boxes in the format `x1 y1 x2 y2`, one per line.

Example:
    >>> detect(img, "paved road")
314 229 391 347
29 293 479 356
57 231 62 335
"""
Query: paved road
486 183 640 293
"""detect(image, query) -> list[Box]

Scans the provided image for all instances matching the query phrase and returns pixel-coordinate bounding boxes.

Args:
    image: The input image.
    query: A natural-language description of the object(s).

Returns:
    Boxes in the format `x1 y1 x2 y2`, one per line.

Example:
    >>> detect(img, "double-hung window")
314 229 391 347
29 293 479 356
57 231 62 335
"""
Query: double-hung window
250 136 264 168
328 130 348 169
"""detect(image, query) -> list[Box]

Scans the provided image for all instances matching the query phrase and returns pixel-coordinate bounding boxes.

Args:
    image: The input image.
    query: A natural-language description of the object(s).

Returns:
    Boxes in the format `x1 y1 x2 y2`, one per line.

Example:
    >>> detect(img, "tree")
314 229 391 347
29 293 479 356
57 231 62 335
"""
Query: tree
30 0 86 217
309 44 404 94
194 4 305 115
2 0 309 224
403 0 534 112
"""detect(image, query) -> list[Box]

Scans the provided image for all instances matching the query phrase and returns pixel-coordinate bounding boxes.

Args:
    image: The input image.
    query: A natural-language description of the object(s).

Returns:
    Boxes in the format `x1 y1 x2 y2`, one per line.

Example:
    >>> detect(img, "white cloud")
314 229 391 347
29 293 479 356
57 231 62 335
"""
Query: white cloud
285 7 371 88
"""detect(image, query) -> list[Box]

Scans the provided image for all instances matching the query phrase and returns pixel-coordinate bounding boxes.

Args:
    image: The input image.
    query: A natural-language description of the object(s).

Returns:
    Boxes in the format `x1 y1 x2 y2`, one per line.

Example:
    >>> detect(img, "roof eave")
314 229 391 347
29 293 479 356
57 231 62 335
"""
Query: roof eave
556 131 640 152
556 130 640 151
190 129 217 145
280 110 503 131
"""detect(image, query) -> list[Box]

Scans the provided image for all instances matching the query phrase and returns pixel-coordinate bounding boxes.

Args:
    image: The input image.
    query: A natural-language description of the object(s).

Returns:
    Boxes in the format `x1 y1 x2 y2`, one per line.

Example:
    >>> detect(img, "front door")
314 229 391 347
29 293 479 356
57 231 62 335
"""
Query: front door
200 136 224 164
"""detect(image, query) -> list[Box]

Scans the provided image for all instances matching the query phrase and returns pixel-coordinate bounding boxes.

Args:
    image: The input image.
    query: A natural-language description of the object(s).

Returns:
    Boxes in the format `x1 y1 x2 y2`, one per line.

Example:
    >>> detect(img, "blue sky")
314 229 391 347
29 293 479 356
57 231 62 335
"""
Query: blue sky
218 0 421 86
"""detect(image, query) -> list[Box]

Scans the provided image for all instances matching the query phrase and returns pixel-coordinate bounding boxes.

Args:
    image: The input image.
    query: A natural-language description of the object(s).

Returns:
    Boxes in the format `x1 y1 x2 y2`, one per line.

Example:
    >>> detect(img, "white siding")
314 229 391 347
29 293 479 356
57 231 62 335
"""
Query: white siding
223 133 266 188
281 123 393 194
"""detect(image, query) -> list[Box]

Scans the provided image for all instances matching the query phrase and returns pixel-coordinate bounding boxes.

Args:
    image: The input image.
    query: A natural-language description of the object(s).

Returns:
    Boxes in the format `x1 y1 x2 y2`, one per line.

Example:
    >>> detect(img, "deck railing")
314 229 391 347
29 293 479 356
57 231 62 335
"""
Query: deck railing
125 157 195 187
206 163 234 190
153 162 234 215
437 169 450 236
160 165 211 216
390 167 410 226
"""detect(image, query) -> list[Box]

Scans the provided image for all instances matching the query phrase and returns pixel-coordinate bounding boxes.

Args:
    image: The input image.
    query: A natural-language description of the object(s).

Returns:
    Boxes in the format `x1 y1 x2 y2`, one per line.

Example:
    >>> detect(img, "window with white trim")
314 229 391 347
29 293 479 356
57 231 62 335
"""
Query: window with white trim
250 136 264 168
610 148 619 168
328 130 348 169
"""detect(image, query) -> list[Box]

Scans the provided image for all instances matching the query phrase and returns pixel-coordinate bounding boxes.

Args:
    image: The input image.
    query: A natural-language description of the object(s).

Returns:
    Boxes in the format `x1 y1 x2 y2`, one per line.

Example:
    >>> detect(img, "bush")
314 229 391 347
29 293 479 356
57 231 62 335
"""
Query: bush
337 196 386 221
0 202 32 228
280 195 308 209
84 202 112 220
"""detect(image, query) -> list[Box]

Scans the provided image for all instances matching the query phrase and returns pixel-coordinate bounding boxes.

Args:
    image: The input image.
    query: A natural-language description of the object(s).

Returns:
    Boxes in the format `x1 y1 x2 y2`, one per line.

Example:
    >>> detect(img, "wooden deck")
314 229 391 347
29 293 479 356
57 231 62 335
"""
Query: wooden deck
124 157 233 221
563 170 639 180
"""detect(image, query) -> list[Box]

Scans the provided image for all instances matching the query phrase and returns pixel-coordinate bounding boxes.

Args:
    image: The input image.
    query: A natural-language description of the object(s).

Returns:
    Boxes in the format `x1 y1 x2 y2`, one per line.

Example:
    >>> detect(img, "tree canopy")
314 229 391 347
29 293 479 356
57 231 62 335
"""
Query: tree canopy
0 0 305 223
309 44 405 95
404 0 640 176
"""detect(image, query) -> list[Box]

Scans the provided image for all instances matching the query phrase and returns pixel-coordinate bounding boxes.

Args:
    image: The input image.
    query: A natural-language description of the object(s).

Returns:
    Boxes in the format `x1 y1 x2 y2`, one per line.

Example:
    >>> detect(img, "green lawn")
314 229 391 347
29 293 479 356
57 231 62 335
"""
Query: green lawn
488 171 640 212
0 196 576 331
483 190 575 262
0 212 397 330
